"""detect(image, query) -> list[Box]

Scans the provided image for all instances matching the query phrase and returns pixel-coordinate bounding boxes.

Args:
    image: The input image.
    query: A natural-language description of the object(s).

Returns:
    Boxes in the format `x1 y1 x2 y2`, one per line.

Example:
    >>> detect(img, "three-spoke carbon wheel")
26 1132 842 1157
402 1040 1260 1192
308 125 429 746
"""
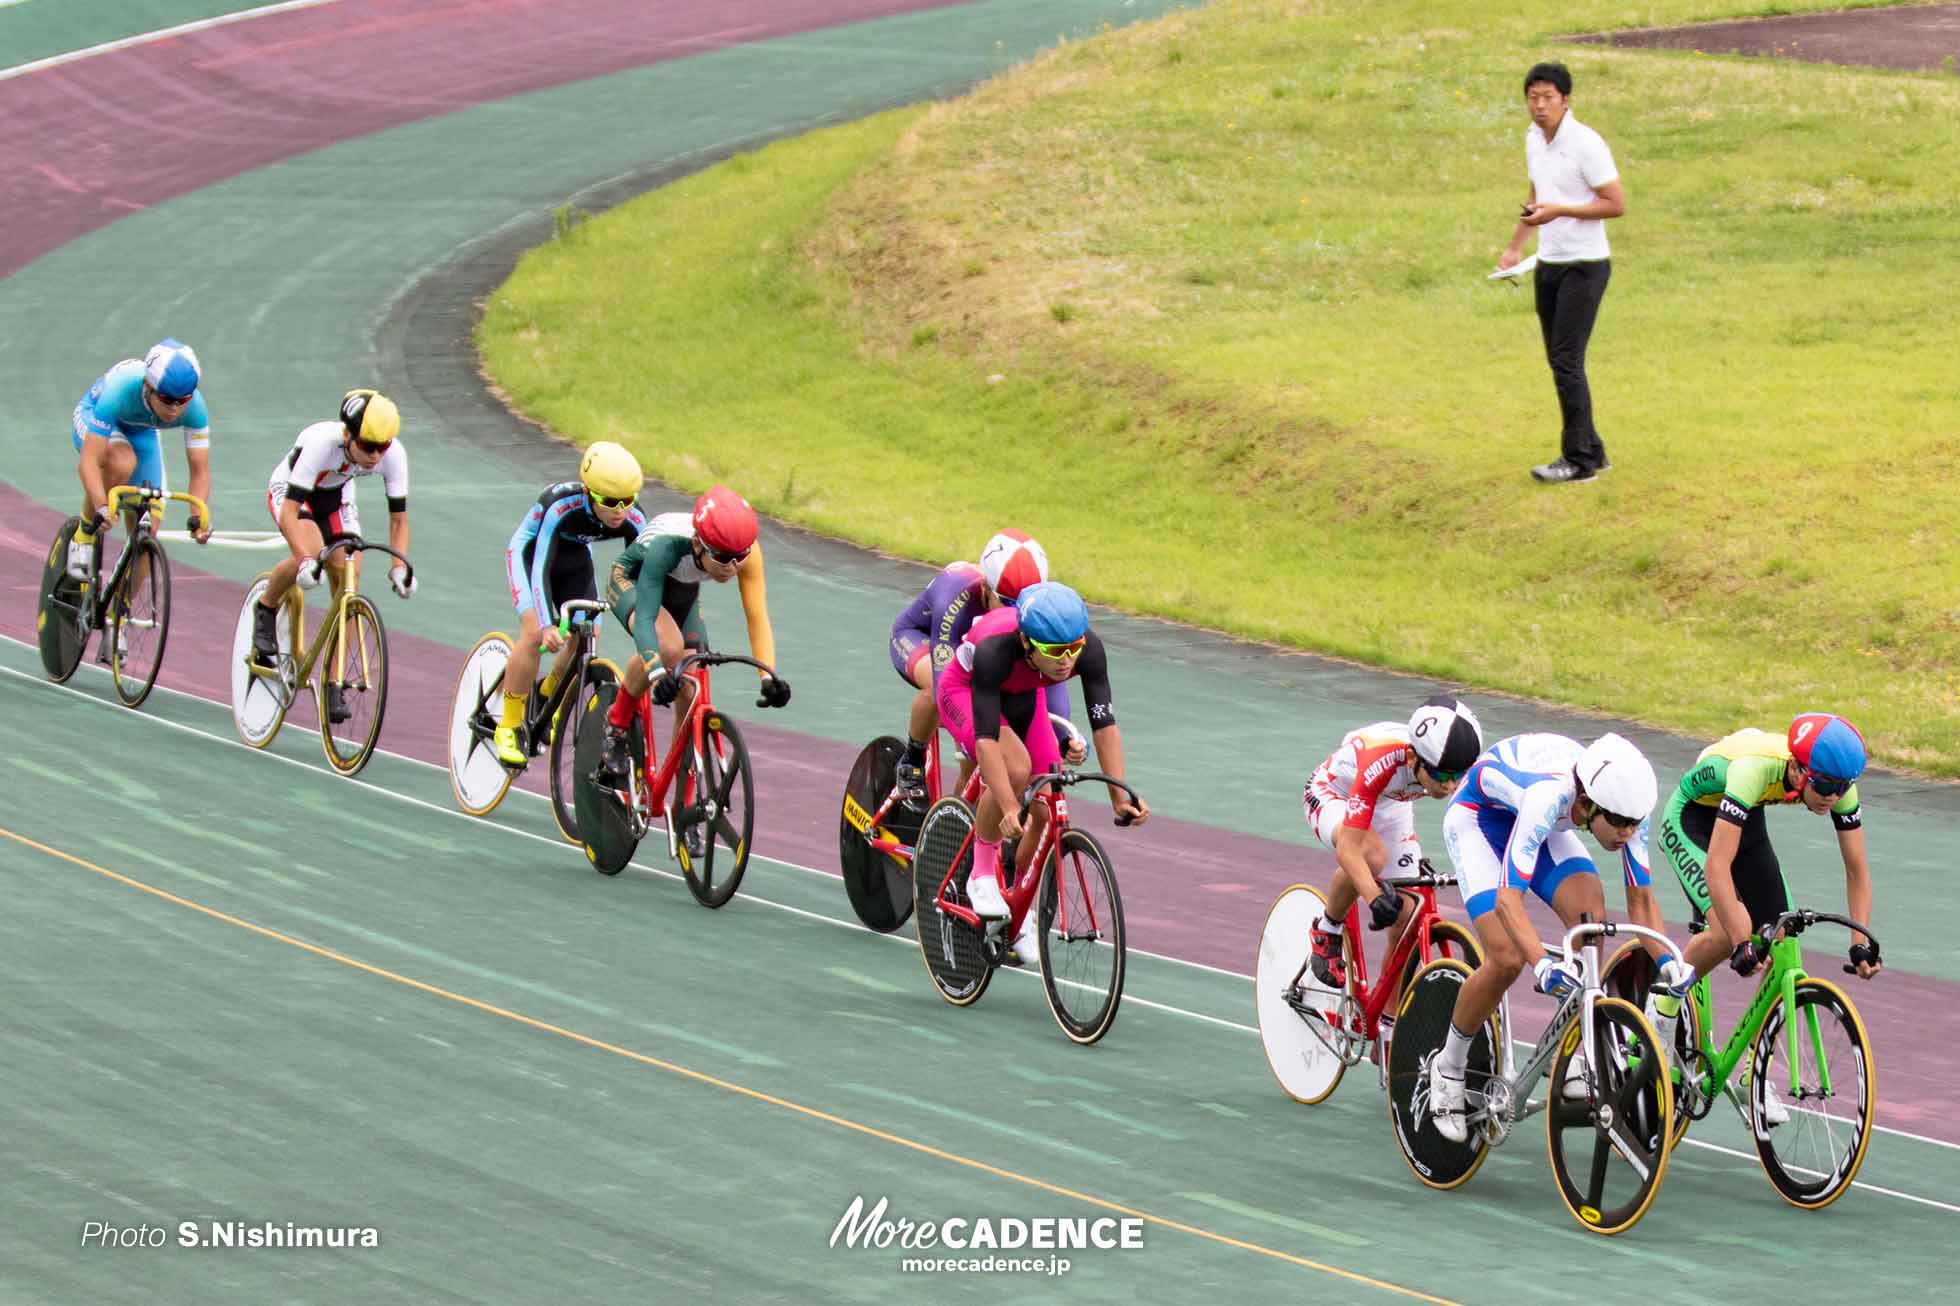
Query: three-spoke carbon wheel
673 710 754 908
1545 997 1676 1235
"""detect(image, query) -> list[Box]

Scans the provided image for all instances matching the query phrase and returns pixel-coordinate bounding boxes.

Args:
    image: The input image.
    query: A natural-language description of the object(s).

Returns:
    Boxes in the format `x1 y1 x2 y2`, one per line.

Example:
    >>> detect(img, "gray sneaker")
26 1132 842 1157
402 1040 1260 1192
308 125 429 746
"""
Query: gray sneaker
1531 458 1597 484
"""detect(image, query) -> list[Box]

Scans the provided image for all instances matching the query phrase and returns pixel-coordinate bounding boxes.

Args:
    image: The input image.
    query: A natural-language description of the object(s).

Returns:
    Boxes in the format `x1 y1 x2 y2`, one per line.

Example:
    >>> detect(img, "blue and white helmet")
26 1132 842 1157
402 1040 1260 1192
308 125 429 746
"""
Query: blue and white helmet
1016 581 1089 646
143 338 202 400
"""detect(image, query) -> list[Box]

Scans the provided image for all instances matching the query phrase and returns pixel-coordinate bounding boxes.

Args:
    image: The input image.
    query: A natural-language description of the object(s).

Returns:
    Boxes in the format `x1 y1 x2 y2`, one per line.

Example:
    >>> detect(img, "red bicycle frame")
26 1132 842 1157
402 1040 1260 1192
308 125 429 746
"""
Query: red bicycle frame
1297 870 1469 1046
858 730 982 866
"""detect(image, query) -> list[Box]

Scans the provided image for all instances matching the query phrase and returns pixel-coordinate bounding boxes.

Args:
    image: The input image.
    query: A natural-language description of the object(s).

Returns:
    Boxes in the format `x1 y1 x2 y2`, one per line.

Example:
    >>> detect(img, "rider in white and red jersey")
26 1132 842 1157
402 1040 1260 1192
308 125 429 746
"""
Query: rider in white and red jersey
1302 697 1484 994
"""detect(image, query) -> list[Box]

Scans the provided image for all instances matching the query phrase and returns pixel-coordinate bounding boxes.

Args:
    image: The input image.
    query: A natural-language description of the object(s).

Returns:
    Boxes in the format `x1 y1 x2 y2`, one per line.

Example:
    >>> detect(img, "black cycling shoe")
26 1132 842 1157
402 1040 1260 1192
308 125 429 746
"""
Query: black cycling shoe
599 723 632 780
325 684 352 724
250 603 280 668
894 756 928 807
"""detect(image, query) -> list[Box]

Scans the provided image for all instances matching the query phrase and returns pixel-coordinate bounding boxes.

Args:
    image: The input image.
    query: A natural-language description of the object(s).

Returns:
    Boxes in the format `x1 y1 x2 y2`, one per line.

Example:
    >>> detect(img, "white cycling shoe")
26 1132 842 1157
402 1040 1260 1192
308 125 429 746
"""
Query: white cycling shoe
1009 912 1041 967
1428 1058 1469 1144
966 871 1010 919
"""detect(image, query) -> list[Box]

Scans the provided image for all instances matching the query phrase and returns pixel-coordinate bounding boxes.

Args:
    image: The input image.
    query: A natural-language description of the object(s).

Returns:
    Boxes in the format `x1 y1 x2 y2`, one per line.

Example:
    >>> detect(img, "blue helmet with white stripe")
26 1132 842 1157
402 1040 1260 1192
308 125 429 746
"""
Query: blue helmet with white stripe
1016 582 1088 646
144 338 202 400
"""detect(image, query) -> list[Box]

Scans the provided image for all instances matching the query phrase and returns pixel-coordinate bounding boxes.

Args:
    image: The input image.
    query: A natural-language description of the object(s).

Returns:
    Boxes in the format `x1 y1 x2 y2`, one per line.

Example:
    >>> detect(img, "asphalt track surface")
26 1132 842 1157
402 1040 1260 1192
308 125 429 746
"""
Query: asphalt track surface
3 2 1956 1302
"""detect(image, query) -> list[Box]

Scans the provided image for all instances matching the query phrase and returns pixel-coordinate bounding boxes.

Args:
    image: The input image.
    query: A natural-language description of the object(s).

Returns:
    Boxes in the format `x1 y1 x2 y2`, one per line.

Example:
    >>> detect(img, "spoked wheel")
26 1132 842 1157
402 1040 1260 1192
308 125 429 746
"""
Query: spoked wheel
1036 828 1126 1045
1750 977 1874 1210
549 657 617 844
839 735 920 933
670 710 754 908
1256 884 1349 1104
449 632 517 816
230 578 298 748
912 797 992 1006
317 594 389 776
1601 940 1701 1146
36 516 91 684
1386 959 1496 1191
573 679 643 875
1546 996 1676 1235
109 536 171 708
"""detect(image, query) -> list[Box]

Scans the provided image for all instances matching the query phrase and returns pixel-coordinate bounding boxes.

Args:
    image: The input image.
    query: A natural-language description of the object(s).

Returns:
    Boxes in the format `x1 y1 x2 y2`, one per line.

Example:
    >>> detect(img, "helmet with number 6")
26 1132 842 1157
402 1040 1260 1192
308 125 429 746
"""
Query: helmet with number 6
578 441 642 503
1408 696 1483 774
1788 712 1865 783
144 338 202 400
1576 733 1658 823
978 529 1049 603
1016 581 1088 646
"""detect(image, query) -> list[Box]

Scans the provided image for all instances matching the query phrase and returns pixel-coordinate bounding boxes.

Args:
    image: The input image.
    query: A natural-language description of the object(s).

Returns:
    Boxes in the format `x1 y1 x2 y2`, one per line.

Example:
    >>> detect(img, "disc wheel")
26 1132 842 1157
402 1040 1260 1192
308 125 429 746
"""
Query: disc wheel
1256 884 1348 1104
317 594 388 776
839 736 921 933
36 516 90 684
109 536 171 708
1751 977 1874 1210
1386 958 1497 1190
913 797 992 1006
1601 940 1701 1146
671 709 754 908
549 657 617 844
574 678 642 875
448 632 518 815
230 577 298 749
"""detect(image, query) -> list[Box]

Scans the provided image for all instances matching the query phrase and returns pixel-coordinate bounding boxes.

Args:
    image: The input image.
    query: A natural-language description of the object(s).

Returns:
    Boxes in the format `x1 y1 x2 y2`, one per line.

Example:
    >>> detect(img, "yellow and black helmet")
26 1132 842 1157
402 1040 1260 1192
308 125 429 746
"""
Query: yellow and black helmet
341 389 401 448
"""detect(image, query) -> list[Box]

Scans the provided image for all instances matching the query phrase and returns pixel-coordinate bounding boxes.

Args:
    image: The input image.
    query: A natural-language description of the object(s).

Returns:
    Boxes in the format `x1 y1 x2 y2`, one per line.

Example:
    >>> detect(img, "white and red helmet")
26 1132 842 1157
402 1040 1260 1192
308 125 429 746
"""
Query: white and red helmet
978 529 1049 603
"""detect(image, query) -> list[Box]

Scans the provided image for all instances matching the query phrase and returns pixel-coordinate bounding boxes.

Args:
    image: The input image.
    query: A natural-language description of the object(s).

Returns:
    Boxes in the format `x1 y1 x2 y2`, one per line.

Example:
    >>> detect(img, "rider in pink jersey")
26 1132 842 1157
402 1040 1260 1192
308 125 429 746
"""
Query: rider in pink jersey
936 582 1147 963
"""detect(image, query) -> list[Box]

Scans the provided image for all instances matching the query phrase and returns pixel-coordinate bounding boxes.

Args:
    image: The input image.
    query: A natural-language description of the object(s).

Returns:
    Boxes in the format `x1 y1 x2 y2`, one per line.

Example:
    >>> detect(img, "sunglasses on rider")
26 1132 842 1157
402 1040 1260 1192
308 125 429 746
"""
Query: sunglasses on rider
1420 763 1464 785
154 390 193 406
702 542 750 566
1805 772 1853 798
1592 805 1641 832
591 492 636 511
1027 635 1086 660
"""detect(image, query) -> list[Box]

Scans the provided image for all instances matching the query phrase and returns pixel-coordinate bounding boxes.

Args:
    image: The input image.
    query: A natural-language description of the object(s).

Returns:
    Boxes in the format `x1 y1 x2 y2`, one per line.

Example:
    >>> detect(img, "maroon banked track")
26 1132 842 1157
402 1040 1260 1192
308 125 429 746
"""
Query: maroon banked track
2 0 1950 1149
0 0 970 279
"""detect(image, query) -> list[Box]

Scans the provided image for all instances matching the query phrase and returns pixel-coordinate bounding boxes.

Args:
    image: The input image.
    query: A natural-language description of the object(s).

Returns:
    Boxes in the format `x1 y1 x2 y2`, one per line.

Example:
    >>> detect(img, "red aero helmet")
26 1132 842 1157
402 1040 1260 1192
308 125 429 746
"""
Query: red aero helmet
979 529 1049 602
693 485 758 555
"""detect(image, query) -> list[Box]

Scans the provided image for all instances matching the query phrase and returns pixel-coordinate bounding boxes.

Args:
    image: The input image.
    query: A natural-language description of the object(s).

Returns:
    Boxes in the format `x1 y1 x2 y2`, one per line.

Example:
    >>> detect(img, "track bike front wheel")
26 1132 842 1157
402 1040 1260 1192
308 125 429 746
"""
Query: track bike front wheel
1601 939 1702 1147
1751 977 1875 1210
1545 996 1676 1235
230 576 298 748
1256 883 1348 1104
549 656 617 844
109 535 171 708
671 709 755 908
318 594 389 776
1036 827 1126 1045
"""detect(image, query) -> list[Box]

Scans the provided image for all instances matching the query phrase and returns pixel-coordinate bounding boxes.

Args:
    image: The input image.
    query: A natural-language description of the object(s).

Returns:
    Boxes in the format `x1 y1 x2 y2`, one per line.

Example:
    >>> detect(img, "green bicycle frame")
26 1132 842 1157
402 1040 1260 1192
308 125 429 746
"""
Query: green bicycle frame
1686 932 1822 1108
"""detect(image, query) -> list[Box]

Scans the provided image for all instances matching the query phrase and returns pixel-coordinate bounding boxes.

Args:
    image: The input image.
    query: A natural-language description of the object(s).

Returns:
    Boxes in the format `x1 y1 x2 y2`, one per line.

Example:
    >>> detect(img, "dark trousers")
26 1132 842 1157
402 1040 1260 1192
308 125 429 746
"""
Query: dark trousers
1533 259 1610 470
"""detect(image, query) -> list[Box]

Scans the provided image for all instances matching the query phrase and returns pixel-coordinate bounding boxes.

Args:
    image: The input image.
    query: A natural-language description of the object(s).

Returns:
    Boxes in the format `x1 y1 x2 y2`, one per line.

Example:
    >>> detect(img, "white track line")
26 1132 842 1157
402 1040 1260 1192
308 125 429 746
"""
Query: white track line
0 0 342 83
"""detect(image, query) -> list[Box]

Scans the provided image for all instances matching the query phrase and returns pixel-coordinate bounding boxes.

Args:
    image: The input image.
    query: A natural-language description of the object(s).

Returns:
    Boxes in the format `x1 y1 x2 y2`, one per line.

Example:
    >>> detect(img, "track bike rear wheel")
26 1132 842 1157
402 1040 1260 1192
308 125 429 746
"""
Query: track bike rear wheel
839 736 919 933
913 797 992 1006
1601 940 1702 1147
1386 959 1497 1190
1545 996 1676 1235
672 709 754 908
1751 977 1874 1210
574 678 643 875
36 516 90 683
109 536 170 708
1256 884 1348 1104
1037 827 1126 1045
449 632 517 815
549 656 617 844
230 577 298 748
317 594 388 776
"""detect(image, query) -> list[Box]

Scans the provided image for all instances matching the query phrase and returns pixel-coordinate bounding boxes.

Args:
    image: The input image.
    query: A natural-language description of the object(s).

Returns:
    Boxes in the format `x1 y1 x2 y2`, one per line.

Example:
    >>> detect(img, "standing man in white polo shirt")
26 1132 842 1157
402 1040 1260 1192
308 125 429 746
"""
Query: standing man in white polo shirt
1498 62 1625 485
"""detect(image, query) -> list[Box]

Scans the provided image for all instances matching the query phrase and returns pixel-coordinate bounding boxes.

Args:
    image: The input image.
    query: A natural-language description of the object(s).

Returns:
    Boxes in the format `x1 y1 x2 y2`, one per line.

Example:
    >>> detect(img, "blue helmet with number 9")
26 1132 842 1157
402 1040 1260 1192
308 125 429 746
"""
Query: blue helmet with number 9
1016 582 1088 646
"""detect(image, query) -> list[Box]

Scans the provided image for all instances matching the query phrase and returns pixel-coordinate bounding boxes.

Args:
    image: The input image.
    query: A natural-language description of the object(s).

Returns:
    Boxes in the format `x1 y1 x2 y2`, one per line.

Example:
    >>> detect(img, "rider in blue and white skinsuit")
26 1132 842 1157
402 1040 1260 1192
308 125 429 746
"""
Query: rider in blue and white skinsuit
68 339 213 577
1425 732 1665 1143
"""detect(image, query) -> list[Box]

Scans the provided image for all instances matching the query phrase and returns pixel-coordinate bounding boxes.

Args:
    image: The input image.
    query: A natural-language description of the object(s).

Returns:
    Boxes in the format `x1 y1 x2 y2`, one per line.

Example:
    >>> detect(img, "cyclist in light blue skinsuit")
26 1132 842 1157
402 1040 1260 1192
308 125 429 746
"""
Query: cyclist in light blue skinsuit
67 339 213 578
